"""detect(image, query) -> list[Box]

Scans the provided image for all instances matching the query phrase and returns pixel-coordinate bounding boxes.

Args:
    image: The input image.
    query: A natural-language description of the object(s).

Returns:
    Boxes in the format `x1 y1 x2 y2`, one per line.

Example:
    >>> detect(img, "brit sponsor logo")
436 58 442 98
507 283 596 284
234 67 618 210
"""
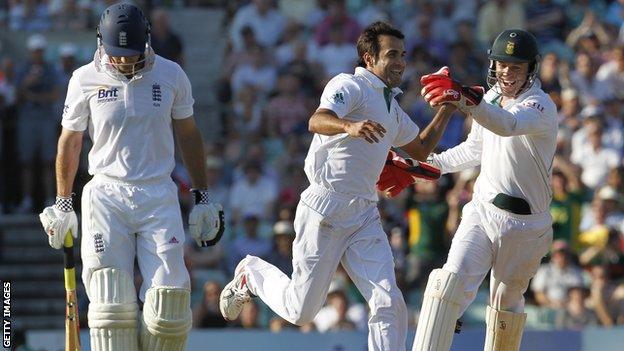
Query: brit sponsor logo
96 87 119 103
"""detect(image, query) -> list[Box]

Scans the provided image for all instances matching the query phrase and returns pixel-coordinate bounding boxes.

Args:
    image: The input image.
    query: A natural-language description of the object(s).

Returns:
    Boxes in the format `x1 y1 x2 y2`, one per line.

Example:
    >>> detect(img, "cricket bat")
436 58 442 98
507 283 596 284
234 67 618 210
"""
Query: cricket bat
63 233 81 351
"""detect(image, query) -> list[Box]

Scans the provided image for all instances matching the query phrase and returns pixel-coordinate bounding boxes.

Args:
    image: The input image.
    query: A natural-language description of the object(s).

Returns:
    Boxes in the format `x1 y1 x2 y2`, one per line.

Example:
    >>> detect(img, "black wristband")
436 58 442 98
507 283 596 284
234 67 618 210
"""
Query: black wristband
191 189 211 205
55 195 74 212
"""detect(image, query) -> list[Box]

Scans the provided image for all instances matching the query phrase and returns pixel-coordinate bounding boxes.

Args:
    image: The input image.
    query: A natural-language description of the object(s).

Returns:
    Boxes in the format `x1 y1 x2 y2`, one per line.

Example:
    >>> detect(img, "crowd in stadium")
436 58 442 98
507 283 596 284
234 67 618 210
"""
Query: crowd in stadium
1 0 624 334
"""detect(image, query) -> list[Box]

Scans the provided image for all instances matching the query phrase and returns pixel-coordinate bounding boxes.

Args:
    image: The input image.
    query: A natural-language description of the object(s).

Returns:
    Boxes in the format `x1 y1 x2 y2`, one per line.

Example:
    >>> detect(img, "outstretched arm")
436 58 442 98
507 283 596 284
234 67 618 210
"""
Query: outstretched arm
430 119 483 174
469 100 556 137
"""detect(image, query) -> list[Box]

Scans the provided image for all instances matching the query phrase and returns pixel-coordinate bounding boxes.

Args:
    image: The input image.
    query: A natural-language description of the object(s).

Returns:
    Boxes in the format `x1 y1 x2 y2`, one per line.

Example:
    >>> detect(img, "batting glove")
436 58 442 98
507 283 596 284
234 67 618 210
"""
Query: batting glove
376 150 441 197
420 66 484 112
39 196 78 250
189 189 225 247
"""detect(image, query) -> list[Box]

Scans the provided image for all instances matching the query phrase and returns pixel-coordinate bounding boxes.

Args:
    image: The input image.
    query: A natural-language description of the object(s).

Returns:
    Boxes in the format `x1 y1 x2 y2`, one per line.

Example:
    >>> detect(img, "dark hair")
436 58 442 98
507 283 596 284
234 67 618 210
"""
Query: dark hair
356 21 404 67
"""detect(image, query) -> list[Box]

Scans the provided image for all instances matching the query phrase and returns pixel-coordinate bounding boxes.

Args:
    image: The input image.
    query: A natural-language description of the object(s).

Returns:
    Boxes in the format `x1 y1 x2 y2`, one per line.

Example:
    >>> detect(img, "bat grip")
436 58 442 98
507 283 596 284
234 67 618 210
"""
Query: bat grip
63 231 76 291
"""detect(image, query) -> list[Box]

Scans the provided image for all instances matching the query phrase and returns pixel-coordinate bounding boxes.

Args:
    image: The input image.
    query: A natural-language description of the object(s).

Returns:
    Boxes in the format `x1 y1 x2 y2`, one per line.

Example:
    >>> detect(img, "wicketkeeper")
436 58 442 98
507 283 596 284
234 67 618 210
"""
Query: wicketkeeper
412 29 557 351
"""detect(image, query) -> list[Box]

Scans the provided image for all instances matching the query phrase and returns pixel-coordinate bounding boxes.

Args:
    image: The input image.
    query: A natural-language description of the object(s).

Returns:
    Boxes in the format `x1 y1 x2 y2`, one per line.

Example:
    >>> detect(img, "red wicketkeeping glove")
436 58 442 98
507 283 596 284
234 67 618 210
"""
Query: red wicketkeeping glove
420 66 484 111
376 150 441 197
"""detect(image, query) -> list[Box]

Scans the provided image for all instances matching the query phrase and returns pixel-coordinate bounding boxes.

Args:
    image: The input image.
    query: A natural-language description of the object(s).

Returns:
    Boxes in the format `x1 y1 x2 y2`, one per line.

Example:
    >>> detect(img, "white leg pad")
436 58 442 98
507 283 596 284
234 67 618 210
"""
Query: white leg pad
412 269 465 351
88 268 139 351
139 286 192 351
484 305 526 351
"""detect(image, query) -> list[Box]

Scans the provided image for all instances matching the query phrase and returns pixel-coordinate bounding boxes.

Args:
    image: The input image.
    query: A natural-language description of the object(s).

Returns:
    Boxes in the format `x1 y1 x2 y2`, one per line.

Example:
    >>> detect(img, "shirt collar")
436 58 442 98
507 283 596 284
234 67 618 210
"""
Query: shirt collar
355 67 403 95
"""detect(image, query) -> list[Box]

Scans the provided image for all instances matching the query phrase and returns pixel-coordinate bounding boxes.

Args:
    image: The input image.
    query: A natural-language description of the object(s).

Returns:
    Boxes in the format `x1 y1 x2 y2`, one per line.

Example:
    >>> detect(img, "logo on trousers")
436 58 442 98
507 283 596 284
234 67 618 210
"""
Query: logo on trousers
93 233 105 253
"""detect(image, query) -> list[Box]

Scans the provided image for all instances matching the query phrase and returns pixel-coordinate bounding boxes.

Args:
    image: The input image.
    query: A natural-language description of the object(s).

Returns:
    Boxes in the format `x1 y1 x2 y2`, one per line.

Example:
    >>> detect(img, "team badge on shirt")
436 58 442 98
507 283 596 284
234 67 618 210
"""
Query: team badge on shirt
331 92 345 104
152 83 162 106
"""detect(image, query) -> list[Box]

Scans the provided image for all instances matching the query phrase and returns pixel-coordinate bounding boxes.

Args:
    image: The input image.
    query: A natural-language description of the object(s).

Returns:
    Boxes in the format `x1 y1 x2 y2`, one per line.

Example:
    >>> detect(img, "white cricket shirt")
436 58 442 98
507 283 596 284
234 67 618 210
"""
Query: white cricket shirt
432 80 558 214
305 67 420 201
62 54 194 182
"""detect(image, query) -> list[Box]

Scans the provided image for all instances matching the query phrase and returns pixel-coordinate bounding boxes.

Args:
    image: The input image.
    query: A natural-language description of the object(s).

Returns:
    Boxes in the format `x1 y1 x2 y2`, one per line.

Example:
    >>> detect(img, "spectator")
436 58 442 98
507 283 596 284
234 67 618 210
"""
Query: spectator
579 186 624 237
445 168 478 236
596 46 624 100
229 0 286 51
569 52 609 105
405 15 448 64
550 156 584 246
278 0 324 27
357 0 389 28
313 288 365 332
9 0 51 31
230 44 277 97
265 220 296 276
313 0 360 47
476 0 525 46
314 22 358 79
231 84 263 136
555 286 599 330
558 89 582 134
150 8 184 65
539 52 563 98
566 10 612 58
264 71 310 136
229 214 272 273
192 281 228 328
525 0 566 46
571 115 620 189
579 227 624 279
235 300 262 329
405 180 450 288
587 265 624 326
229 160 278 224
15 34 59 213
50 0 88 30
531 240 584 309
55 43 78 119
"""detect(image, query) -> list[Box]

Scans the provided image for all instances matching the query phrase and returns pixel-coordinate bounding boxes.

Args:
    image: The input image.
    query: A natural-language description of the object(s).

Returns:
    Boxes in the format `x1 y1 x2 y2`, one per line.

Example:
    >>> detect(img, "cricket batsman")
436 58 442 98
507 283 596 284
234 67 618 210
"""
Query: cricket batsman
412 29 557 351
38 3 224 350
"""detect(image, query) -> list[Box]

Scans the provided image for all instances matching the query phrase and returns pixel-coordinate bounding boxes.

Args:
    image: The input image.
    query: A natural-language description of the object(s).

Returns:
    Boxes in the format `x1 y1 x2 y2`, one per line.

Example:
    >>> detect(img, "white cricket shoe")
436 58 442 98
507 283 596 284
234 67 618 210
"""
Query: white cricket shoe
220 258 251 321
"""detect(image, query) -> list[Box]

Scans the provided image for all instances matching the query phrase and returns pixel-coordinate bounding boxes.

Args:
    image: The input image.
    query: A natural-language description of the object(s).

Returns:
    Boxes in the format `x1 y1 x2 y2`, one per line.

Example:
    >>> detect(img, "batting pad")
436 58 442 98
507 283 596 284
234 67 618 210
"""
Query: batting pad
412 269 464 351
88 268 139 351
140 286 192 351
484 305 527 351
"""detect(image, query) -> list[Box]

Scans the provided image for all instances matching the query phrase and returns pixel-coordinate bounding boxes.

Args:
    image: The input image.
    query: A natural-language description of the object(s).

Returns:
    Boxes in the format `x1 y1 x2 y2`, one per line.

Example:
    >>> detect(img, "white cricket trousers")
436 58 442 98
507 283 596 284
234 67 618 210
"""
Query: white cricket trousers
443 199 553 314
80 175 191 302
243 185 408 351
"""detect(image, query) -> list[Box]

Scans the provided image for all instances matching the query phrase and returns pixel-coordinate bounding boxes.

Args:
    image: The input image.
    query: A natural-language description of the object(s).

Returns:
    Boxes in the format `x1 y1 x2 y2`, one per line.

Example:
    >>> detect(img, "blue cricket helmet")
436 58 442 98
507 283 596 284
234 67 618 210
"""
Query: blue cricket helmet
97 2 150 57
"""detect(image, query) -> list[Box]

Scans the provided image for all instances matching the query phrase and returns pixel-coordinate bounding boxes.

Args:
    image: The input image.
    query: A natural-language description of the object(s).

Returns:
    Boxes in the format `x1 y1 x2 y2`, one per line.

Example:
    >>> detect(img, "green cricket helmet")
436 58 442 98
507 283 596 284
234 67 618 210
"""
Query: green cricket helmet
487 29 541 96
